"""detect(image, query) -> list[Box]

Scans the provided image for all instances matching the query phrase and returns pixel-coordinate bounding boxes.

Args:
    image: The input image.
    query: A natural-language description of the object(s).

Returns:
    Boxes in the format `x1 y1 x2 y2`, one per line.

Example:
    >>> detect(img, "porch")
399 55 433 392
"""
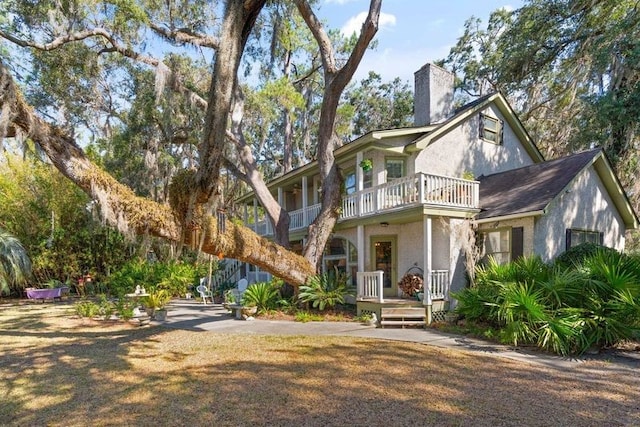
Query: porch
355 270 450 325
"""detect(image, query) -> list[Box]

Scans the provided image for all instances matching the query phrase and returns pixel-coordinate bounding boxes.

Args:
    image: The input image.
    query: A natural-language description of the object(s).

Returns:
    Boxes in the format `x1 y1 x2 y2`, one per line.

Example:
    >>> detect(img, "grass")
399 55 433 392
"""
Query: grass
1 302 640 426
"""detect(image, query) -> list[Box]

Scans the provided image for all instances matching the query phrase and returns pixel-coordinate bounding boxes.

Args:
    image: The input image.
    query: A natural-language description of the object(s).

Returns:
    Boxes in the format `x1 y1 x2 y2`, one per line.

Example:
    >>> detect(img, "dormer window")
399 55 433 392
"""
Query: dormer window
480 113 503 144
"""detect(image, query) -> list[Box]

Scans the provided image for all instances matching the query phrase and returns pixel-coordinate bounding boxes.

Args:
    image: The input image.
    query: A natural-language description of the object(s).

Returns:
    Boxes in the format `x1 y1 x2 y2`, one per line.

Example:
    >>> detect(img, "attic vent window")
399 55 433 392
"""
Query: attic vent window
480 113 503 144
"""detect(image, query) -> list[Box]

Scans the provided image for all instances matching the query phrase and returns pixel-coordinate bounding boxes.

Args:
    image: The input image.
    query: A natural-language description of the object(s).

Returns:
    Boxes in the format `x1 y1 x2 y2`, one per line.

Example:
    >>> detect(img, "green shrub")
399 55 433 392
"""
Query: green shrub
242 282 279 313
298 273 351 311
554 243 618 269
75 300 100 318
295 311 324 322
456 252 640 356
105 260 199 297
97 294 114 320
114 298 135 320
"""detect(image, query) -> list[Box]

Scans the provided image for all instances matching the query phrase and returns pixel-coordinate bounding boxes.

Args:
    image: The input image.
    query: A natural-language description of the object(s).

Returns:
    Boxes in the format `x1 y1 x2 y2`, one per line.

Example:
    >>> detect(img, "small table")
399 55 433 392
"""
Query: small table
228 304 244 320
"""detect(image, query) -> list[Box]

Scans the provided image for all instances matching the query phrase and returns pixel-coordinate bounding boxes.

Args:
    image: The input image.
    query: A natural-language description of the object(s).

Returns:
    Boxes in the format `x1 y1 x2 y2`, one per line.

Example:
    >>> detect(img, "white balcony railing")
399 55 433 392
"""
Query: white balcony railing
356 270 449 302
247 172 478 236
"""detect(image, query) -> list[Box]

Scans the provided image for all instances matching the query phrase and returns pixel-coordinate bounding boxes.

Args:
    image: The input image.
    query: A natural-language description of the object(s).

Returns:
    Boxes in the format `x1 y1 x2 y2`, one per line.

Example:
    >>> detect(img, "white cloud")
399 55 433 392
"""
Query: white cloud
340 12 396 37
501 4 515 12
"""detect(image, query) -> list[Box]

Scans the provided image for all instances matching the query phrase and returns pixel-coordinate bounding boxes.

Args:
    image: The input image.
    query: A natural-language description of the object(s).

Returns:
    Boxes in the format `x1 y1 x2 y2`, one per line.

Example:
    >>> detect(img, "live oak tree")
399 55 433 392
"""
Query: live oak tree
0 0 382 285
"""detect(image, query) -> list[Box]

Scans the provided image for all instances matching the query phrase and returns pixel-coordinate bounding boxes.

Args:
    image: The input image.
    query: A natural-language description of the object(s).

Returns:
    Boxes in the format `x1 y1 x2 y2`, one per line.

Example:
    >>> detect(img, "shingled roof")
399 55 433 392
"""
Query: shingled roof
477 149 602 220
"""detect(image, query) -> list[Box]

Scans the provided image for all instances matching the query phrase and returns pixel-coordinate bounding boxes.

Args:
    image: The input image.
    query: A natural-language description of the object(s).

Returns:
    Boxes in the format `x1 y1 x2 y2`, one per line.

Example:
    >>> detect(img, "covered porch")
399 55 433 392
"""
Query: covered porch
355 270 450 324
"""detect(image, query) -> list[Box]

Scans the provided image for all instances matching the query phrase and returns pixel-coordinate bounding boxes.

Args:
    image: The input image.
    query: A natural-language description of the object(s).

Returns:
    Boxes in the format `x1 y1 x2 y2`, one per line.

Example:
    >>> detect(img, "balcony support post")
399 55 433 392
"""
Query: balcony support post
302 176 308 227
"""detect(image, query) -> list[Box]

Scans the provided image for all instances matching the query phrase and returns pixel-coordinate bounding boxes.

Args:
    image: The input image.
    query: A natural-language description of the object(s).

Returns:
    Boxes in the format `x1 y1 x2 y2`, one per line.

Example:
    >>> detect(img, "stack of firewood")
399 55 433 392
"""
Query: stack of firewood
398 273 424 297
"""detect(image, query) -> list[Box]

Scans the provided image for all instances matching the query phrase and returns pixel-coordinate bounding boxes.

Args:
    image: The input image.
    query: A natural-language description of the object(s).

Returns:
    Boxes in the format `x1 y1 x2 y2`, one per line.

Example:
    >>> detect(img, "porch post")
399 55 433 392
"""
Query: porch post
302 176 308 226
357 225 365 299
356 151 363 216
277 187 283 207
253 198 259 234
423 215 433 324
313 177 319 204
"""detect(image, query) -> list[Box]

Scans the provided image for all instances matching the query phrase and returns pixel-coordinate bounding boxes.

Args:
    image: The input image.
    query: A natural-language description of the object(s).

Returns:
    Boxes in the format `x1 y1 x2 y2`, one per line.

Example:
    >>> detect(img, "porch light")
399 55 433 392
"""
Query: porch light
380 222 389 227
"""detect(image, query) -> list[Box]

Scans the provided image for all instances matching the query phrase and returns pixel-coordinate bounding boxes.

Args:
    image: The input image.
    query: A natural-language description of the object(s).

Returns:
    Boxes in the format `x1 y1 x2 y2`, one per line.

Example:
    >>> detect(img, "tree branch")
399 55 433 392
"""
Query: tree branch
149 23 219 49
0 27 114 51
0 27 209 110
294 0 337 74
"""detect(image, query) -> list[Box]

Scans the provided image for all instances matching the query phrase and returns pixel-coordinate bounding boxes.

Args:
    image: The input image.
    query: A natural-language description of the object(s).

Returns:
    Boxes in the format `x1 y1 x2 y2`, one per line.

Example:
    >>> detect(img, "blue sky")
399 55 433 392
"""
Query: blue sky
317 0 524 86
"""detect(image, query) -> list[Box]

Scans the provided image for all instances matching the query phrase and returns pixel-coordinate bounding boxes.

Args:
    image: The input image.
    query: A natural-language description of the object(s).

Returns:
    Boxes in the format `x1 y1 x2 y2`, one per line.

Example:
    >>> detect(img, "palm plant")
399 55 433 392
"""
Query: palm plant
0 229 32 296
298 272 351 311
242 282 280 313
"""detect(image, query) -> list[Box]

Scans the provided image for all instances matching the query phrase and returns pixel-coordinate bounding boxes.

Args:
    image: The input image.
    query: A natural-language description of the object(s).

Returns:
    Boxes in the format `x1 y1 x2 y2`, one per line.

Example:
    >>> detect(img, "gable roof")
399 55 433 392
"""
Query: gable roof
476 149 639 228
406 92 545 163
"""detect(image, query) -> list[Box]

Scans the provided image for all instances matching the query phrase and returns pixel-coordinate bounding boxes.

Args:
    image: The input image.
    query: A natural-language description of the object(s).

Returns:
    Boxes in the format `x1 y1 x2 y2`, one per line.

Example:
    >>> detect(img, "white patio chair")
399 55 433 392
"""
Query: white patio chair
196 278 213 304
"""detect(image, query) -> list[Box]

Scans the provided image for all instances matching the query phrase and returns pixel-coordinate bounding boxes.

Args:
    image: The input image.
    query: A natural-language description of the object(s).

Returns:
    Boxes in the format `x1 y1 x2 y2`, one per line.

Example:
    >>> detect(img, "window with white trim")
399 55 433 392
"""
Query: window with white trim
345 171 356 195
481 228 511 264
385 158 405 181
566 229 603 250
479 113 503 144
362 168 373 189
323 237 358 287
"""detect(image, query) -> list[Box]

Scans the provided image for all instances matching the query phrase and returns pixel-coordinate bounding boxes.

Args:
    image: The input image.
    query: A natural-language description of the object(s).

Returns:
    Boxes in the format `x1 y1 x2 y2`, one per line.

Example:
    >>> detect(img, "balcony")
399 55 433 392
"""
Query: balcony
247 172 479 236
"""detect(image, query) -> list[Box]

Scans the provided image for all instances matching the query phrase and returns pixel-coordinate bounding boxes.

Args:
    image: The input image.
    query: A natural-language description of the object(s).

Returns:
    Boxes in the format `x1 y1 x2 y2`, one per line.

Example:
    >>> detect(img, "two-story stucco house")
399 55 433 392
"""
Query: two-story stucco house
227 63 638 322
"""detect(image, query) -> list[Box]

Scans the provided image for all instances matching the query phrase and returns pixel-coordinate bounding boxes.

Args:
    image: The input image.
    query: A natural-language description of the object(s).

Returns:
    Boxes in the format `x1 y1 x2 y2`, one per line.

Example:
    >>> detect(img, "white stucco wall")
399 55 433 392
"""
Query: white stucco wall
415 105 535 179
447 218 471 297
534 166 626 261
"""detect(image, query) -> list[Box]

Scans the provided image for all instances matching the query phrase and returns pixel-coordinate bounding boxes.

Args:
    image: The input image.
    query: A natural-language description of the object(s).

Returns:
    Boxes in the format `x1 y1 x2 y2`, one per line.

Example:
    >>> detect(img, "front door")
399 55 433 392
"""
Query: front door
371 236 397 297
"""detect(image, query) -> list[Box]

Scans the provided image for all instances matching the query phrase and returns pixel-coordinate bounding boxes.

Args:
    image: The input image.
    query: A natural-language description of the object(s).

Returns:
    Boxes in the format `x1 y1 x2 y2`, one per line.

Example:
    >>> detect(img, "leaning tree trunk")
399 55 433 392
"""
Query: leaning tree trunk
0 63 314 285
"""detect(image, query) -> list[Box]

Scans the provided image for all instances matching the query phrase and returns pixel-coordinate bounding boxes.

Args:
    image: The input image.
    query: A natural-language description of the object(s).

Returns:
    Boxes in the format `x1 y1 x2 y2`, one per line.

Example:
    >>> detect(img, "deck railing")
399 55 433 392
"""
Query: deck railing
429 270 449 300
356 269 449 302
247 173 478 236
356 271 385 303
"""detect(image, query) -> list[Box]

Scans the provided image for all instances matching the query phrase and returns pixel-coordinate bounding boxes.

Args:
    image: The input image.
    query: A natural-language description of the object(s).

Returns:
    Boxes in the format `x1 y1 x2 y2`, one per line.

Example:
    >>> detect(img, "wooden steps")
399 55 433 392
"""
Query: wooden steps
380 307 426 328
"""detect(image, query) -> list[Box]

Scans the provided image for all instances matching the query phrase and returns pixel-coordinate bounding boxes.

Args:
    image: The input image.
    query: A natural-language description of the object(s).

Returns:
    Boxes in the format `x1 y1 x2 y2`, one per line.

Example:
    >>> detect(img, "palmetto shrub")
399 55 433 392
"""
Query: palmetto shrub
554 242 618 270
0 229 32 296
454 251 640 355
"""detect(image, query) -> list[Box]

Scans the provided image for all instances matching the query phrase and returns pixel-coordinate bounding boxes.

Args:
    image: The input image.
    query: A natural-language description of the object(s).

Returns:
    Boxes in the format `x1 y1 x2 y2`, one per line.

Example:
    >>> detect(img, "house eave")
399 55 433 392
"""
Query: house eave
474 210 545 224
592 153 640 229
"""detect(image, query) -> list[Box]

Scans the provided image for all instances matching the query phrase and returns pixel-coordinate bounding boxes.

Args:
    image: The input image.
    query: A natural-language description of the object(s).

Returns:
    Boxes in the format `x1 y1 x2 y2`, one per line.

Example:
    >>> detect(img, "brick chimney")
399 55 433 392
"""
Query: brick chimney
414 63 455 126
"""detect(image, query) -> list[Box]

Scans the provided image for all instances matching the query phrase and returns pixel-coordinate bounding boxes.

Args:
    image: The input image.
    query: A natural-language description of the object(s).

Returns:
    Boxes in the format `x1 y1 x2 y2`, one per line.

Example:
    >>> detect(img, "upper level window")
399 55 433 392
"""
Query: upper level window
480 113 503 144
385 158 405 180
566 229 603 250
345 171 356 195
363 168 373 189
